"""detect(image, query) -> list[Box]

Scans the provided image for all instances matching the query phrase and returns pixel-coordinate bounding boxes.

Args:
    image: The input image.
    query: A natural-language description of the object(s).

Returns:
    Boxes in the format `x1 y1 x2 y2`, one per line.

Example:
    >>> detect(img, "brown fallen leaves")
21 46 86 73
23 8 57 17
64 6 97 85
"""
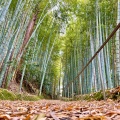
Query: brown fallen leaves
0 100 120 120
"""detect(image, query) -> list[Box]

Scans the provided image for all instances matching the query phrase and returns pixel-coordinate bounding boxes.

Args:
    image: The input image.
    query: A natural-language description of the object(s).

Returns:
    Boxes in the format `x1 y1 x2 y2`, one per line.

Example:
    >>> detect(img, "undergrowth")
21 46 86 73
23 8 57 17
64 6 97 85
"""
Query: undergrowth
0 88 44 101
61 87 120 101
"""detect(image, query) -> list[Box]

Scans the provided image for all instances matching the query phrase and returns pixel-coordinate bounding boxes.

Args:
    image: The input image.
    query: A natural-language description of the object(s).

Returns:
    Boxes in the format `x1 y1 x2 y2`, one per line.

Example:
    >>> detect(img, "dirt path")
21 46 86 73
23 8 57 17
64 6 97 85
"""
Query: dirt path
0 99 120 120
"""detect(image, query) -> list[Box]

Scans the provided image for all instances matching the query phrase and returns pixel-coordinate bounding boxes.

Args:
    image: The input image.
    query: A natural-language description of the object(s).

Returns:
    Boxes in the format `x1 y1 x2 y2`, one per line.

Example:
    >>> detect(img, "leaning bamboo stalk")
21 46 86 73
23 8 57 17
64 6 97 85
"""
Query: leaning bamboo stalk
0 0 12 24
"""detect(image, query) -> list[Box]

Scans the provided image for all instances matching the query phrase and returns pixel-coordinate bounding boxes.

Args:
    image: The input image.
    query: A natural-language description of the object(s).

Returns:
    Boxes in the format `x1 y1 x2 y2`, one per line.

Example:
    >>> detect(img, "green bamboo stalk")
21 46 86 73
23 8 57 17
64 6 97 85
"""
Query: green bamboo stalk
19 63 26 93
116 0 120 84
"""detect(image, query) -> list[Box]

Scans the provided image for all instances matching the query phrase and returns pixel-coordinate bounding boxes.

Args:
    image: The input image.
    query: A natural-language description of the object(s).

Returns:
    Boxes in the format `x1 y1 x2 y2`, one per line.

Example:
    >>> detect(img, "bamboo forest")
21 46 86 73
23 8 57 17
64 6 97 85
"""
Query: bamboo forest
0 0 120 119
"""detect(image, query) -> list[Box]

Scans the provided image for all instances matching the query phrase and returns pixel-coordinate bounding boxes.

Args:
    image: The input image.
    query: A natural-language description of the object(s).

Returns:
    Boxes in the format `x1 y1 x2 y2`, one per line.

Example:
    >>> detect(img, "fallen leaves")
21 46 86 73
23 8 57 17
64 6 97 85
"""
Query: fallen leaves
0 100 120 120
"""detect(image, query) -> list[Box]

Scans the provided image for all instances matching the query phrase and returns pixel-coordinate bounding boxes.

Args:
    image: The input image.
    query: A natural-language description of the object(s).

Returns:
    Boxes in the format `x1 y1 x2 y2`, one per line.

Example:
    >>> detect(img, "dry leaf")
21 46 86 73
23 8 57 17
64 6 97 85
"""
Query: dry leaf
35 113 46 120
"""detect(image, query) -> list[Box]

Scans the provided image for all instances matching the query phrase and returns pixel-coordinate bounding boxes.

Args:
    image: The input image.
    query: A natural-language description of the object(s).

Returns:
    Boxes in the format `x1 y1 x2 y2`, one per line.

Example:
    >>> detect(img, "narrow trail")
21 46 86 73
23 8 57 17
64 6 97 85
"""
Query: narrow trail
0 99 120 120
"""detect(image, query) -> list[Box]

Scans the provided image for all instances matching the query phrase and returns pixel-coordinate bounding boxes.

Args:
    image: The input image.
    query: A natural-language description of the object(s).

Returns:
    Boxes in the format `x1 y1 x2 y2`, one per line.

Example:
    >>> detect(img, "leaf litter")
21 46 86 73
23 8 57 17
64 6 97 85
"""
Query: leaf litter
0 100 120 120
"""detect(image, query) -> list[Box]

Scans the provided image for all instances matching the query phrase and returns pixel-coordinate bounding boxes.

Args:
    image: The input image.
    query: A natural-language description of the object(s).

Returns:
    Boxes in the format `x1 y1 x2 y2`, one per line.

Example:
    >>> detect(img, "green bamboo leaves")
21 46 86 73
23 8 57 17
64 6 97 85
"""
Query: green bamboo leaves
0 0 119 99
62 0 118 98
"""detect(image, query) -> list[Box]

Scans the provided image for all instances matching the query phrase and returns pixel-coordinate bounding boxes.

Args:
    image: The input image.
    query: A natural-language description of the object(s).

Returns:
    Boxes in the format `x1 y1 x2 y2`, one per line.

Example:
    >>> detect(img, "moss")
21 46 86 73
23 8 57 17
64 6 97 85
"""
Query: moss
0 88 44 101
84 95 91 100
0 88 17 100
16 94 22 100
22 95 42 101
16 94 44 101
73 91 104 101
63 87 120 101
60 97 73 101
93 91 104 100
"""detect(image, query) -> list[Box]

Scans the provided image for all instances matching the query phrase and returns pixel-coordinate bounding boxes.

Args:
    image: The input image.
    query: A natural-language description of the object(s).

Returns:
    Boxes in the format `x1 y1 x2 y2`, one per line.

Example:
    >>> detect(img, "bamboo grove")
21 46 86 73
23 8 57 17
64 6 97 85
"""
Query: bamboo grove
62 0 120 98
0 0 120 99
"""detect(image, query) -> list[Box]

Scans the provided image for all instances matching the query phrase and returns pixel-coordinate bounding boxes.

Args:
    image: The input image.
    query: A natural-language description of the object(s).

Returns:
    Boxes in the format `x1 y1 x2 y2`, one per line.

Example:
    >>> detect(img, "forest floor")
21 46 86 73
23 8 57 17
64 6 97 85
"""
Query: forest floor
0 99 120 120
2 81 120 119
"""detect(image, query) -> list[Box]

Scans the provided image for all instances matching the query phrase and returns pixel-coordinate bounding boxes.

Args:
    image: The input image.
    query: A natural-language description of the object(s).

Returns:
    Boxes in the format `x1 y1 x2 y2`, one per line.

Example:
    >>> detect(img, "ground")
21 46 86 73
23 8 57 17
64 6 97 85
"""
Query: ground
8 79 24 94
0 99 120 120
4 81 120 119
